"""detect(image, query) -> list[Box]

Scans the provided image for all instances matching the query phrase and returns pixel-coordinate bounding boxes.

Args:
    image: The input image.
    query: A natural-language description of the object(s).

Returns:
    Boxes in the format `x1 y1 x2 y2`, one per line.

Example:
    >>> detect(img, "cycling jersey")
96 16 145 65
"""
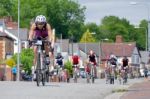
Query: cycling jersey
122 58 128 67
88 54 96 65
72 55 79 65
56 55 63 66
34 23 48 38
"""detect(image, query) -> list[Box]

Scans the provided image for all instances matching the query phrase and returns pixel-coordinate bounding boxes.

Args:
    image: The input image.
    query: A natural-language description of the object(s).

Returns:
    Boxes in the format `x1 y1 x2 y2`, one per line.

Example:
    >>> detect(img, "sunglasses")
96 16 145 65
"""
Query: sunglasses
36 22 45 25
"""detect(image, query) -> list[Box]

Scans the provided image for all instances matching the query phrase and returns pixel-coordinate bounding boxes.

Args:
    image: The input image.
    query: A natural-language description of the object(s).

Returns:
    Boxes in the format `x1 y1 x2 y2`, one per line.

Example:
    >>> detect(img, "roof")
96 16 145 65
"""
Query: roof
78 43 100 56
0 31 7 36
140 51 149 64
0 31 14 40
7 28 28 41
101 42 136 59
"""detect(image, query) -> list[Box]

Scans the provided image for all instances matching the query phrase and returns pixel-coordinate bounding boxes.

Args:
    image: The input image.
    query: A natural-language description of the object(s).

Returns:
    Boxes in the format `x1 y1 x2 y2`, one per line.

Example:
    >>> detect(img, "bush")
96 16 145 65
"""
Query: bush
5 58 16 68
64 60 73 76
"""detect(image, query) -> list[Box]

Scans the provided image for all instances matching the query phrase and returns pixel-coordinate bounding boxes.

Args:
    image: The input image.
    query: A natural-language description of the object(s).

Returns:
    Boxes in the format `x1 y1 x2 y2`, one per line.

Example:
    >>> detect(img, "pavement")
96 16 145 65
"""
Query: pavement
104 77 150 99
121 78 150 99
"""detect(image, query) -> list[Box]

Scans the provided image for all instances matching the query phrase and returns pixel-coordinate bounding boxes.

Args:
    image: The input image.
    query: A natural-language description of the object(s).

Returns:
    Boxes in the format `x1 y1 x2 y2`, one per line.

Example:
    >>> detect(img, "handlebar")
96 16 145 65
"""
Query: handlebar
28 37 51 46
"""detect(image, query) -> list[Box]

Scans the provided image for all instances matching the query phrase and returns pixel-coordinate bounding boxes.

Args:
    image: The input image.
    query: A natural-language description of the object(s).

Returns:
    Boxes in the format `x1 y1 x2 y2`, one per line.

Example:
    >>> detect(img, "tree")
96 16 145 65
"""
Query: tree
0 0 13 16
45 0 85 41
20 49 34 74
12 49 34 74
81 23 100 40
80 29 96 43
5 58 16 68
10 0 85 41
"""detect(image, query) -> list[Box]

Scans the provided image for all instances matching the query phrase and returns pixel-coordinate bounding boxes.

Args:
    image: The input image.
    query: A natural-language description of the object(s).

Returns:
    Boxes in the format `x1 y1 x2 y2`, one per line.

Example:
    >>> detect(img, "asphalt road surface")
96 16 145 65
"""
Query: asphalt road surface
0 78 143 99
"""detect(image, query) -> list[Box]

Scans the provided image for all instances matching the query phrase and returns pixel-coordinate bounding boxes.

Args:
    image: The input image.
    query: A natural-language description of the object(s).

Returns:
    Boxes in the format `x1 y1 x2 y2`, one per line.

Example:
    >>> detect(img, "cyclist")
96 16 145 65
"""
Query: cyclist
87 50 97 78
109 53 117 80
109 53 117 67
55 53 64 68
71 53 80 81
28 15 54 80
122 56 129 68
28 15 54 66
71 53 80 68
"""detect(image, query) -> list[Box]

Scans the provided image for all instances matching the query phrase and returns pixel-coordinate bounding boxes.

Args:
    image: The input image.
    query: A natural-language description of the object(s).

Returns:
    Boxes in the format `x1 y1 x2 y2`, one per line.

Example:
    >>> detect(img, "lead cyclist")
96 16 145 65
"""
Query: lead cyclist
28 15 55 79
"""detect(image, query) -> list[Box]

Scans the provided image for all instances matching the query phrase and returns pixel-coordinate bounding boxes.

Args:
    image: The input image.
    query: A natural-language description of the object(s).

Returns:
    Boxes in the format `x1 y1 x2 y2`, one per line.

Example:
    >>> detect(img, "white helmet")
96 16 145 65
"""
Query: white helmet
35 15 46 23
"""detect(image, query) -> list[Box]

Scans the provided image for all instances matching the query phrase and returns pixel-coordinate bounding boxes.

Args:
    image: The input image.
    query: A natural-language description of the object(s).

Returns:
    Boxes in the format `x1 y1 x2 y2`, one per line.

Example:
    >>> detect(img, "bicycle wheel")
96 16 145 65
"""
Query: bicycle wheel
36 53 41 86
36 70 40 86
42 72 46 86
91 66 95 83
86 73 90 83
46 66 49 82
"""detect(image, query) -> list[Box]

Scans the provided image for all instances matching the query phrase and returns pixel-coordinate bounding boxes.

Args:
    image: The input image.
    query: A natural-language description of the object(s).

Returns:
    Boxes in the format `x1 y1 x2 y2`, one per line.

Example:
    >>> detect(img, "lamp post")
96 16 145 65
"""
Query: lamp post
130 1 150 51
17 0 20 81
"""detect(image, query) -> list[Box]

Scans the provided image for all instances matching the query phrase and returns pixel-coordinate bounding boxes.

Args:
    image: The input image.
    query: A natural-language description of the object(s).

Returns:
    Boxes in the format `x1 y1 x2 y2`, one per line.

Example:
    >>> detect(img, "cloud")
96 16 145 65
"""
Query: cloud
78 0 150 25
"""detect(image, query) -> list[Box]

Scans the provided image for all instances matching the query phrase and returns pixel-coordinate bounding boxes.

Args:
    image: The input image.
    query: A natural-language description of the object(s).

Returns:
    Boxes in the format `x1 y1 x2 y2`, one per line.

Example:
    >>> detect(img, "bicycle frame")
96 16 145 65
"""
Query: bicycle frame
31 38 50 86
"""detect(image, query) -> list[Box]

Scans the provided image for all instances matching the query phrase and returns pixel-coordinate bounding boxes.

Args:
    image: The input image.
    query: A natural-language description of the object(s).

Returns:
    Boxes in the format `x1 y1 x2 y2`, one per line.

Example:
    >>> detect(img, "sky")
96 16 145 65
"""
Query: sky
77 0 150 25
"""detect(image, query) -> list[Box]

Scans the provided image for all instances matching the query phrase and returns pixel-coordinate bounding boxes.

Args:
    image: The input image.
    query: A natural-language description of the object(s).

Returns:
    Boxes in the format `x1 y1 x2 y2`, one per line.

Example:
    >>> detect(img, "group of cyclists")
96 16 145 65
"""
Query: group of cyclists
105 54 129 84
28 15 129 85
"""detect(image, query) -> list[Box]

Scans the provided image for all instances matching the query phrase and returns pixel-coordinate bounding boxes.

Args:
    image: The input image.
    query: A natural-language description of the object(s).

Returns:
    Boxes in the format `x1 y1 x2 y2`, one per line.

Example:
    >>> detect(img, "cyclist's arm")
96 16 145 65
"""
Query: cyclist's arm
46 24 53 47
94 54 97 64
28 23 36 40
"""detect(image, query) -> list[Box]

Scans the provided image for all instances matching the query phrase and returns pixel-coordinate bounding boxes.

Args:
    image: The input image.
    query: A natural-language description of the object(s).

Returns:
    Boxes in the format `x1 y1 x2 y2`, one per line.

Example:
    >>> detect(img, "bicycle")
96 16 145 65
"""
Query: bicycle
90 62 95 83
30 37 50 86
73 64 79 83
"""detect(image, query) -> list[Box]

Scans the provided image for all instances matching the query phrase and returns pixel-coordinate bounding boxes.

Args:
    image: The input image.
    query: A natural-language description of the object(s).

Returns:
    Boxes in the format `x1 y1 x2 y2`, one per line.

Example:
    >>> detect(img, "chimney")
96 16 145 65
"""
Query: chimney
115 35 123 43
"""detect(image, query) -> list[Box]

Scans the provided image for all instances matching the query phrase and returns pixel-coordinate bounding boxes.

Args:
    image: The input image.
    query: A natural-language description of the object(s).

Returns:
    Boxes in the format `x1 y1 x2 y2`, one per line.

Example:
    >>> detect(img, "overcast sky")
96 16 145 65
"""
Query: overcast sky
77 0 150 25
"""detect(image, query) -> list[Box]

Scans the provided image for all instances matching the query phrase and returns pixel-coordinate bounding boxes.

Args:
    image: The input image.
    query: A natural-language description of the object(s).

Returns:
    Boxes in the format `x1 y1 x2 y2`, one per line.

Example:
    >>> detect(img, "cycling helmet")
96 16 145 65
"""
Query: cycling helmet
35 15 46 23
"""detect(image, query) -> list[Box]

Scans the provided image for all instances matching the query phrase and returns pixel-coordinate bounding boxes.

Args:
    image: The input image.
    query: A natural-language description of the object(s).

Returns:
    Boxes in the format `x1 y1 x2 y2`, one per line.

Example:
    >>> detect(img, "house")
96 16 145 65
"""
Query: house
0 16 28 81
140 51 149 64
0 28 14 81
0 16 28 54
101 35 141 68
0 30 14 60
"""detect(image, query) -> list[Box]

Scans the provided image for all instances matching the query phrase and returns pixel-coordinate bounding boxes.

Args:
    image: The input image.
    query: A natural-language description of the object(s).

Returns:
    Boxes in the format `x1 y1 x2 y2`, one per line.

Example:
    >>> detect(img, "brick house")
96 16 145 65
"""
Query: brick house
100 35 141 68
0 16 28 81
0 30 14 81
0 16 28 53
0 31 14 60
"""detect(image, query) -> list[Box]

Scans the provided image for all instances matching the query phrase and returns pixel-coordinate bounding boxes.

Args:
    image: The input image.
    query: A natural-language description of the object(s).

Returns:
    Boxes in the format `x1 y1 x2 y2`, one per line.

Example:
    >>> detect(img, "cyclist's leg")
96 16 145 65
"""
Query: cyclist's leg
33 46 37 67
32 46 37 80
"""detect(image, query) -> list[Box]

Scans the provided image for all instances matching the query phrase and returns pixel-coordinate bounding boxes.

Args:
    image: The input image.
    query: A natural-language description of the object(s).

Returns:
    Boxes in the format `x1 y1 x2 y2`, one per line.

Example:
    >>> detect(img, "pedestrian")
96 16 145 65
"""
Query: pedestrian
12 66 17 81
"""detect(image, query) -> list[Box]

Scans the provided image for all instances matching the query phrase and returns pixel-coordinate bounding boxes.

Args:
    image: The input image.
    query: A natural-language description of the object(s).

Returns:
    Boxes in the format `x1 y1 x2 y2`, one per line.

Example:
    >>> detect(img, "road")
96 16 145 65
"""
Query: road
0 78 144 99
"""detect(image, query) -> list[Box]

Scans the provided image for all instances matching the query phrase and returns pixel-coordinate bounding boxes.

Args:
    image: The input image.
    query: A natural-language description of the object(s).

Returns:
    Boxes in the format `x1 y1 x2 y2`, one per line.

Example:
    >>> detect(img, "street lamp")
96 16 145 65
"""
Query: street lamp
17 0 20 81
130 1 150 51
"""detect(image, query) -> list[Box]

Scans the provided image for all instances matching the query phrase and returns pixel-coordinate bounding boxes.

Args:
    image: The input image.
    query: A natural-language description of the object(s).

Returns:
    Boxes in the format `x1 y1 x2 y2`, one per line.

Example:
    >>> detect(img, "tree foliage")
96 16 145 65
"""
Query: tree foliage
0 0 13 16
12 49 34 74
0 0 148 50
64 60 73 75
9 0 85 41
5 58 16 68
80 29 96 43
